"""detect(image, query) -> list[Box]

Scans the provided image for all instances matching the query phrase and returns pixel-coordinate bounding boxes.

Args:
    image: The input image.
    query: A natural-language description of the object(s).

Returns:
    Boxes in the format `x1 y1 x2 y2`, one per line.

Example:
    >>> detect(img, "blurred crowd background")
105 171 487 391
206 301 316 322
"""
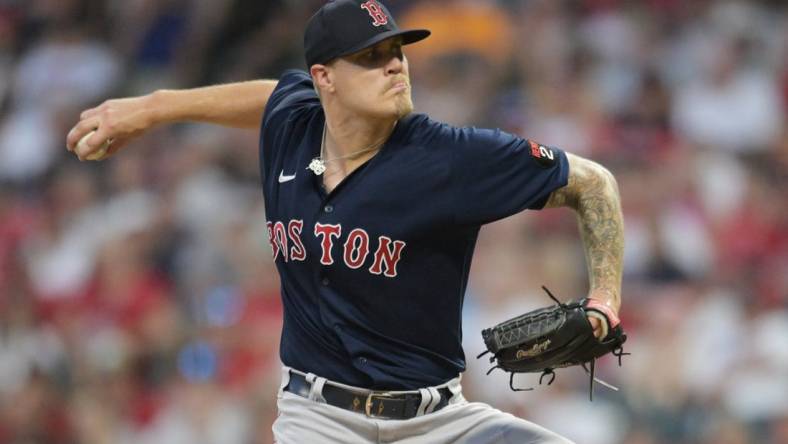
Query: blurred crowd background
0 0 786 443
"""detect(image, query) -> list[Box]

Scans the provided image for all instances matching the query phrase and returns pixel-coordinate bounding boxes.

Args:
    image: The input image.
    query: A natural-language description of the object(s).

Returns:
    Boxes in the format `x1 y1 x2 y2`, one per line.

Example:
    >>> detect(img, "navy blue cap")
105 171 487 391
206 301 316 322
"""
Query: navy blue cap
304 0 430 67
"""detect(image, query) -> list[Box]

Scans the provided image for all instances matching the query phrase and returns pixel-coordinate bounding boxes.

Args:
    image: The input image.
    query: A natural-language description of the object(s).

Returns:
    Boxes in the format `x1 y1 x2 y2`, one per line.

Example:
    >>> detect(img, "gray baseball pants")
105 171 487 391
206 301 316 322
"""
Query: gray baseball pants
273 367 574 444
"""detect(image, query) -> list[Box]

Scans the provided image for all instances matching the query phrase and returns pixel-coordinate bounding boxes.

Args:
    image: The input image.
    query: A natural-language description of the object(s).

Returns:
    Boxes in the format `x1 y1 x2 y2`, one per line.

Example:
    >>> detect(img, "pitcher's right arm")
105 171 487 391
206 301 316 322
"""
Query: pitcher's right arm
66 80 278 160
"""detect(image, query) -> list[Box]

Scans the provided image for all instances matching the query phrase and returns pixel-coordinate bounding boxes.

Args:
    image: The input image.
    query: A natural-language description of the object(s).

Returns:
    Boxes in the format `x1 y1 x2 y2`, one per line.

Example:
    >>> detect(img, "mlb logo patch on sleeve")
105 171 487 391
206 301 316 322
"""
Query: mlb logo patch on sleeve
528 140 556 168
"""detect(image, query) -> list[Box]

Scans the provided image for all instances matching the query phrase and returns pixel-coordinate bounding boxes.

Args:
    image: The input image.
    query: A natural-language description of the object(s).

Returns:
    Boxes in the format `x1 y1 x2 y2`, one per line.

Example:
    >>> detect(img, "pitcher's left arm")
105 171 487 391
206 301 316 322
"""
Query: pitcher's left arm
544 153 624 337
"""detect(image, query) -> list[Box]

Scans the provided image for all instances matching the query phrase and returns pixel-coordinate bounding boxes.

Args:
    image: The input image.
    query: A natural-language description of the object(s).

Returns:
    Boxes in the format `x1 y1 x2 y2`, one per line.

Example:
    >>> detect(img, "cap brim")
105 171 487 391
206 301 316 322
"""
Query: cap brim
335 29 431 61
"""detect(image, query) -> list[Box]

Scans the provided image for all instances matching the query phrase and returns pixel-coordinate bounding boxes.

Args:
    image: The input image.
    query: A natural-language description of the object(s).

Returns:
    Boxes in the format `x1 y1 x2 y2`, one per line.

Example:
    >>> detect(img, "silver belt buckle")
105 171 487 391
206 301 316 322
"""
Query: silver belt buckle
365 391 393 417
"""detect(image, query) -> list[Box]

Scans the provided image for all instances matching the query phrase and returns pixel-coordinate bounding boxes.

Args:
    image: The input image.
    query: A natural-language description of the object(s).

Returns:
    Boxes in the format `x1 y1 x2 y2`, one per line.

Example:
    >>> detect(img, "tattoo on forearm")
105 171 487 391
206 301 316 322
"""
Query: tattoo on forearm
545 157 624 307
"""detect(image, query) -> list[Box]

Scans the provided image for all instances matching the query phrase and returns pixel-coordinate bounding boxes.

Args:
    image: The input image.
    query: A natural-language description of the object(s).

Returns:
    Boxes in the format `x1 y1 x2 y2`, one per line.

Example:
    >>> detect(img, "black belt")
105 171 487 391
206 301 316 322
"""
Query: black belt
284 371 454 420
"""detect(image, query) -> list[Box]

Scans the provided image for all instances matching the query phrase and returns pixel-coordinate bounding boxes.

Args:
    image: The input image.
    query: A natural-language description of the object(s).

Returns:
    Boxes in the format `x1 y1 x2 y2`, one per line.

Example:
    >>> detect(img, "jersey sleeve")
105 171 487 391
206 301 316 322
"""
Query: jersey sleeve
261 69 319 135
259 70 320 182
448 124 570 225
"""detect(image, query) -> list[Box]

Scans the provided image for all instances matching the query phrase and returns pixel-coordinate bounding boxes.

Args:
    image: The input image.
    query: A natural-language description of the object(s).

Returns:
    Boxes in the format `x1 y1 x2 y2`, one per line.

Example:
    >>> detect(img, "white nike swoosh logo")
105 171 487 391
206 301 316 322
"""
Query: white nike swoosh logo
278 170 296 183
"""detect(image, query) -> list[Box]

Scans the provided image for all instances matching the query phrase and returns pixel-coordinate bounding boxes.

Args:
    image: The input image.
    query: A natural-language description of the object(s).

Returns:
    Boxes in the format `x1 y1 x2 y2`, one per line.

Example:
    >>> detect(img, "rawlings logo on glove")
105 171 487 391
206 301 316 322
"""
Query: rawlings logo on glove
478 286 628 400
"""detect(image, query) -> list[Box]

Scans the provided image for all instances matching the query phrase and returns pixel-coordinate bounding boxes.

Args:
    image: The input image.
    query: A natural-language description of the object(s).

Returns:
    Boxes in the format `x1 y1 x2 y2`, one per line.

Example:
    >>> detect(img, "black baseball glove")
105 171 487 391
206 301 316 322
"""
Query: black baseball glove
478 286 628 400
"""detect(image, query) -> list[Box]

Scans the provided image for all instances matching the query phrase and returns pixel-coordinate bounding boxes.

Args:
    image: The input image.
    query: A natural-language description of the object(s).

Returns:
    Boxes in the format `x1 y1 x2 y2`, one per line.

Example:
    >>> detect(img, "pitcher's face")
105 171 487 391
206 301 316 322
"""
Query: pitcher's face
327 37 414 119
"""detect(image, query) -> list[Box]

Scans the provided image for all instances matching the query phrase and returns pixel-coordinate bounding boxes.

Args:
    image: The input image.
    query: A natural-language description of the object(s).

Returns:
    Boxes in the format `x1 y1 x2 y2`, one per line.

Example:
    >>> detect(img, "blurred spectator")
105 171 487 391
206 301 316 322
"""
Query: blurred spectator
671 36 783 154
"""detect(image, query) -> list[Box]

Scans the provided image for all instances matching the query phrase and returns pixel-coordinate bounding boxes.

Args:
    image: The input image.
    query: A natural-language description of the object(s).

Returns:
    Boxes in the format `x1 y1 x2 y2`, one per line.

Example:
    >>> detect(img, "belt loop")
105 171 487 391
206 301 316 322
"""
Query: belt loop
306 373 327 403
447 377 463 404
425 387 441 414
416 388 432 416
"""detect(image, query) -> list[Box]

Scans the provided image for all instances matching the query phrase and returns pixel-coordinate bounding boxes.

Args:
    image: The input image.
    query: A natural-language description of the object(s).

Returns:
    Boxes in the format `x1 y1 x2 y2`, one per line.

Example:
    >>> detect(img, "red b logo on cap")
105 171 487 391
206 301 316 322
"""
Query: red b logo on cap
361 0 388 27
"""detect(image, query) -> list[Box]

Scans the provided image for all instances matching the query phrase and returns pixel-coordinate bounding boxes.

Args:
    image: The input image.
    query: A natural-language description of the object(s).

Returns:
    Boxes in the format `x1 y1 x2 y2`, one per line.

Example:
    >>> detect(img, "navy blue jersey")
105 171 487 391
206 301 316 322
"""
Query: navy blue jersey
259 70 569 390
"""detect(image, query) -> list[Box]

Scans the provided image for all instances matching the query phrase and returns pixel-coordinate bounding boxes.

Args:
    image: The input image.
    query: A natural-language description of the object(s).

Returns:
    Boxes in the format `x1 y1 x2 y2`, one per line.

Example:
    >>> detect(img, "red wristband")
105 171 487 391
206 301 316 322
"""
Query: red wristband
585 299 621 329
